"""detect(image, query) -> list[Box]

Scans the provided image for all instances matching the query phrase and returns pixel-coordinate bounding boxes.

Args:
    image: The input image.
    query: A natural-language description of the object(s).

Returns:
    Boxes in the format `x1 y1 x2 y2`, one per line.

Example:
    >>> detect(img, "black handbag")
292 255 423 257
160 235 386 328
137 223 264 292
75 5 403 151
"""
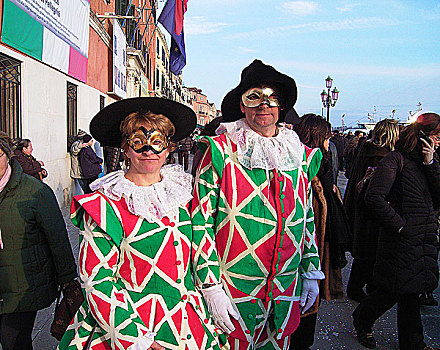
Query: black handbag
50 279 85 341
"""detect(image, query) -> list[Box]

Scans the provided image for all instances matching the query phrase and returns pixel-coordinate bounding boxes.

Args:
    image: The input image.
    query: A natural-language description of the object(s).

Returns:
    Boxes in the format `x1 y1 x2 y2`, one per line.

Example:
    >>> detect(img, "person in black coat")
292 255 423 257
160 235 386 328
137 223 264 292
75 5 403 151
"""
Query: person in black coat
78 134 103 194
352 112 440 350
344 119 400 302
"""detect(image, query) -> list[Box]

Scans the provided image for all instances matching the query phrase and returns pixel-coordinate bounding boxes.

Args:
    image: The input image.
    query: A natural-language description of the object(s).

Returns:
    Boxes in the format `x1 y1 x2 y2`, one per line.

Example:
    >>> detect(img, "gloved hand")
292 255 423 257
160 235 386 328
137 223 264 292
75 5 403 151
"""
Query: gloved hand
299 278 319 314
200 284 240 333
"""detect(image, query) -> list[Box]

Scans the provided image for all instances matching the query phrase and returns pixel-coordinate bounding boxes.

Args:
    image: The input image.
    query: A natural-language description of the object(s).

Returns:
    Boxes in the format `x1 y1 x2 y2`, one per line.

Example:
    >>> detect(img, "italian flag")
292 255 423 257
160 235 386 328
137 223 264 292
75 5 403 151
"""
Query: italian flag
1 0 89 82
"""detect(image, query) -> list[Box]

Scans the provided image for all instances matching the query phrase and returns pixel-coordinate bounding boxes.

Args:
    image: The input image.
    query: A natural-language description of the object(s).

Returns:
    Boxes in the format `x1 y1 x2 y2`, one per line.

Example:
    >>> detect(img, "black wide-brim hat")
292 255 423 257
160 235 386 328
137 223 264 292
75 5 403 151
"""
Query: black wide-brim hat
221 59 297 122
90 97 197 147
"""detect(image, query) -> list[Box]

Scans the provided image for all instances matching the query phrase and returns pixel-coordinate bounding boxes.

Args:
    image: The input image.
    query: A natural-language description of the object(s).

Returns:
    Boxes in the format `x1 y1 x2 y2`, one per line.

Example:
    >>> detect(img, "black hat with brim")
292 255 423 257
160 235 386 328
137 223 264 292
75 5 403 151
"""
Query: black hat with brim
90 97 197 147
221 59 298 123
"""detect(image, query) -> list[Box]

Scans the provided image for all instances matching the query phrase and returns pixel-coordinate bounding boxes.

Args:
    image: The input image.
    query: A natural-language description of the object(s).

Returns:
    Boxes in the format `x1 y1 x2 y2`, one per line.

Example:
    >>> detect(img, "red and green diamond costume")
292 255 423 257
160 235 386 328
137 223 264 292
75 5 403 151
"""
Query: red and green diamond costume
58 166 226 350
191 120 323 349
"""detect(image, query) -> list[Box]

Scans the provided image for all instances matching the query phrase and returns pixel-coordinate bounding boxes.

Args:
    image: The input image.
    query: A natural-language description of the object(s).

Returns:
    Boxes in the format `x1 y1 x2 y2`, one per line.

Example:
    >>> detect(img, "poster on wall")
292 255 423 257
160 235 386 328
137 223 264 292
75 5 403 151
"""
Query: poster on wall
1 0 90 82
113 19 126 99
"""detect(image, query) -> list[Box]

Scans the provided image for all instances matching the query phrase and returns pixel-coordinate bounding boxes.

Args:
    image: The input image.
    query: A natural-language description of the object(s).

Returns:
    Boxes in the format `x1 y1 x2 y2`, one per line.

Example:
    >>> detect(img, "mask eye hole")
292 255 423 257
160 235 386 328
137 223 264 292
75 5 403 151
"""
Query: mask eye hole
246 92 261 100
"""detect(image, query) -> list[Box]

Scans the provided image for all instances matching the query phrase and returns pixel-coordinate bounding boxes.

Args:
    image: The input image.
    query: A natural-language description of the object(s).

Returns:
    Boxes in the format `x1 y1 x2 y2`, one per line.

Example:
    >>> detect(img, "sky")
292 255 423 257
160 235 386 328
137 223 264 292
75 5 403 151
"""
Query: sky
158 0 440 128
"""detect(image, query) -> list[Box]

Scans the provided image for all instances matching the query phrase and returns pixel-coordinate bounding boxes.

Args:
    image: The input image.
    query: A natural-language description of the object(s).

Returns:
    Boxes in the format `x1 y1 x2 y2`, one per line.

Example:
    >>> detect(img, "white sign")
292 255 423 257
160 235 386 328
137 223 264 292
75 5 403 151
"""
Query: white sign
9 0 89 57
113 20 127 99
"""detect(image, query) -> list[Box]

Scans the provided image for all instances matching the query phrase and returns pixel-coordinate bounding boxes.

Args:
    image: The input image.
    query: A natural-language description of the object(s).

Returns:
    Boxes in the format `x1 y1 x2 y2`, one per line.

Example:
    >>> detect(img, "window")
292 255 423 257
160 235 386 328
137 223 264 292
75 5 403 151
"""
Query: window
67 82 78 151
0 53 21 138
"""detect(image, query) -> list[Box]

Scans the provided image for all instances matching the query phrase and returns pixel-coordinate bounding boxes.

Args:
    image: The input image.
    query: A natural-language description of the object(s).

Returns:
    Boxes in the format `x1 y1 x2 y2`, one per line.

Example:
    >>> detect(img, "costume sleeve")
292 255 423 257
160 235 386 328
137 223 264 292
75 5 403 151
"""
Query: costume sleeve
76 210 154 350
190 137 223 286
300 148 323 276
35 185 77 284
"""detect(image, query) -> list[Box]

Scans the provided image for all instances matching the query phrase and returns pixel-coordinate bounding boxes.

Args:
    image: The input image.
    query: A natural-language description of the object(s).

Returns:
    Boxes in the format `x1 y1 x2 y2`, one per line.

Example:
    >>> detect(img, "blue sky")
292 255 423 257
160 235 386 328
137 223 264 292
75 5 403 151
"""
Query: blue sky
158 0 440 127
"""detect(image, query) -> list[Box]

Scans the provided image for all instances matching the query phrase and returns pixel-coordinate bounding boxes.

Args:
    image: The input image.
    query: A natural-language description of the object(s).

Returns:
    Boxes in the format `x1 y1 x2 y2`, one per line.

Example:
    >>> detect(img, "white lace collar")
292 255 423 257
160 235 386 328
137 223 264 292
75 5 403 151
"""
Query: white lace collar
216 119 304 171
89 164 193 222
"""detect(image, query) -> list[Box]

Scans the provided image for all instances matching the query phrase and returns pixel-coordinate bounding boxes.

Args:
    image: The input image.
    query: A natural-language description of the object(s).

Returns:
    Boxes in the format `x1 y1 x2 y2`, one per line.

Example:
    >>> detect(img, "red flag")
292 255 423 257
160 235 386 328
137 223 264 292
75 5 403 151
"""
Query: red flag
174 0 187 36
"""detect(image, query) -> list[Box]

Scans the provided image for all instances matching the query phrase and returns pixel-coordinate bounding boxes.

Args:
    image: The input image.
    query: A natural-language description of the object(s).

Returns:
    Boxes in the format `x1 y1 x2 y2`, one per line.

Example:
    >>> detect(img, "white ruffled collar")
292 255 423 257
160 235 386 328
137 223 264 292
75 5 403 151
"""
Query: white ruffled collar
89 164 193 222
216 119 304 171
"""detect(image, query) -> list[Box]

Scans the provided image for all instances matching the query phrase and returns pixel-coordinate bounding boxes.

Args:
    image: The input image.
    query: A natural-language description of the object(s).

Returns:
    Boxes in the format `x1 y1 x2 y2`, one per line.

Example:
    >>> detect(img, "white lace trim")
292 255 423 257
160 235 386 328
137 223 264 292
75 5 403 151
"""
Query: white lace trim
216 119 304 171
89 164 193 222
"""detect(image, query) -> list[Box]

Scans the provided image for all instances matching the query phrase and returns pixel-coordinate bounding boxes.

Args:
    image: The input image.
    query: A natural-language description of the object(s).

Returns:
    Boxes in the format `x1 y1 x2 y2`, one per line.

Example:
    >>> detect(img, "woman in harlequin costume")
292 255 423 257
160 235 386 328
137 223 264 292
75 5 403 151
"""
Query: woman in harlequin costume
58 97 226 350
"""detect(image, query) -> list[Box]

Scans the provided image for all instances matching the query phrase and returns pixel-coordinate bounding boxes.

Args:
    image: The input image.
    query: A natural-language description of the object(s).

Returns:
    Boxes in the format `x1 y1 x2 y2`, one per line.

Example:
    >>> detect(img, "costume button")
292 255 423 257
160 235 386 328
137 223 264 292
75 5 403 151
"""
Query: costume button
187 334 192 339
245 330 251 334
278 176 283 182
176 260 182 265
250 299 257 304
277 247 282 252
170 222 176 227
247 314 253 319
280 194 285 199
173 241 179 246
278 328 283 333
195 305 200 309
181 295 188 300
204 319 209 324
276 300 281 305
214 332 218 337
161 217 170 225
176 278 182 283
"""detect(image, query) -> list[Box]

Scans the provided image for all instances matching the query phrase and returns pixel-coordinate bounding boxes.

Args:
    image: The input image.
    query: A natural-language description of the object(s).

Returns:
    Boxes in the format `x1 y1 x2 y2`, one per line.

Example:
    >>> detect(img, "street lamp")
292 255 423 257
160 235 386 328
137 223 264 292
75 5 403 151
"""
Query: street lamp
320 76 339 122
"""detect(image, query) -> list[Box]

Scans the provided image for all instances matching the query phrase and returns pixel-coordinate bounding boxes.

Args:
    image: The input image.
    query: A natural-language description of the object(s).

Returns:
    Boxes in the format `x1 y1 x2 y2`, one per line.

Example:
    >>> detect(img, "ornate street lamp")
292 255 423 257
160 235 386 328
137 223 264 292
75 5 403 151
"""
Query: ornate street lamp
321 75 339 122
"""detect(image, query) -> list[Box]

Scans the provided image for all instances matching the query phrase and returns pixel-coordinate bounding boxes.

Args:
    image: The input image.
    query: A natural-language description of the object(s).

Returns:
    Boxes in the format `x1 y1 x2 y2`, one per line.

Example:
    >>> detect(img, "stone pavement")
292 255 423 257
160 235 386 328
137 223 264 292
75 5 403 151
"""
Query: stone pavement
24 171 440 350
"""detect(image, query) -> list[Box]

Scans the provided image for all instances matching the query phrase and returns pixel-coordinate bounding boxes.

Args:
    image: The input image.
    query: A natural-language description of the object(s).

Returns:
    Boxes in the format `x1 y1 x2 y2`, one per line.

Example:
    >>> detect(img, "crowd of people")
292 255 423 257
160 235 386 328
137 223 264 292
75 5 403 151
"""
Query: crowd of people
0 60 438 350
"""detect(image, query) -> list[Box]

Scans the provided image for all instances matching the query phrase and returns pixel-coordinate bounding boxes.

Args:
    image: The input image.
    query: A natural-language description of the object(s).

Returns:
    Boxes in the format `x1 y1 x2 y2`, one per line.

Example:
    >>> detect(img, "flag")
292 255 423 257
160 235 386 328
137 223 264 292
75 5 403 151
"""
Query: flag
158 0 187 75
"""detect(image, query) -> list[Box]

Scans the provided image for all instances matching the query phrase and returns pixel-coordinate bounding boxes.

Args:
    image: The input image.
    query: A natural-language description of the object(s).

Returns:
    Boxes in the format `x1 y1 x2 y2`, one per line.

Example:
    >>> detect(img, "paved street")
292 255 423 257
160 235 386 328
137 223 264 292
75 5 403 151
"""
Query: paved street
22 172 440 349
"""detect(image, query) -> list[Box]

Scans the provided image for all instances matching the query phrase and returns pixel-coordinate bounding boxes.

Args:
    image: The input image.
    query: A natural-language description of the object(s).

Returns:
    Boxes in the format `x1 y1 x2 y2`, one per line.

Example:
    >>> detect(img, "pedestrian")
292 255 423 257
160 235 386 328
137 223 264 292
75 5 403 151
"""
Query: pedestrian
0 132 77 350
352 112 440 350
344 130 365 179
177 136 193 171
191 60 324 350
77 134 103 194
13 138 47 180
290 114 349 350
58 97 226 350
68 129 87 194
344 119 399 302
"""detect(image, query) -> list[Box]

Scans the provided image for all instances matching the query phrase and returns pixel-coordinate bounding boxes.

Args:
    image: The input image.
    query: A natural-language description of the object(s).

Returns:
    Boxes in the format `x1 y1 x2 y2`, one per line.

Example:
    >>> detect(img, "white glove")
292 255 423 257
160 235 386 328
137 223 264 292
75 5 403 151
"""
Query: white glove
127 332 156 350
299 279 319 314
200 284 240 333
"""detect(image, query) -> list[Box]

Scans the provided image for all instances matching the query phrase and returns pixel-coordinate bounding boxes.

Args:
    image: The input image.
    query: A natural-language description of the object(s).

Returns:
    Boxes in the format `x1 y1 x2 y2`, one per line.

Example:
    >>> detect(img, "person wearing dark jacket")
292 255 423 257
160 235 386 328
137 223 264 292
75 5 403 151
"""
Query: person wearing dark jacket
78 134 103 194
0 132 77 350
344 119 400 302
13 138 47 180
352 112 440 350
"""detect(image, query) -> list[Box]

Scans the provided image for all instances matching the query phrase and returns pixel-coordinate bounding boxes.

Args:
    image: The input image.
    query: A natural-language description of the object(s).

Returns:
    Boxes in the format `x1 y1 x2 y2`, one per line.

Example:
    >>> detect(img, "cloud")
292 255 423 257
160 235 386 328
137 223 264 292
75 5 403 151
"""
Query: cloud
278 60 440 78
185 16 230 35
238 47 259 53
282 1 318 16
336 3 361 12
229 17 404 40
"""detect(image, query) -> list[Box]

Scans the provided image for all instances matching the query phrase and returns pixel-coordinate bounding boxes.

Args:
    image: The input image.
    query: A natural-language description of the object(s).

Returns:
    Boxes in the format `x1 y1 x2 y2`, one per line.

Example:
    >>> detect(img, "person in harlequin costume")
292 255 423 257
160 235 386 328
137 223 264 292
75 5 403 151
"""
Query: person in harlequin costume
58 98 227 350
191 60 325 350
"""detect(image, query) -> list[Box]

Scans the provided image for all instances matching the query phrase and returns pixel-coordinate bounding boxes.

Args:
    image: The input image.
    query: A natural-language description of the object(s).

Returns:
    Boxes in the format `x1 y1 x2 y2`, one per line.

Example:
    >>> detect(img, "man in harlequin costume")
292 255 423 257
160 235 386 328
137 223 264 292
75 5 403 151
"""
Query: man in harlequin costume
191 60 325 350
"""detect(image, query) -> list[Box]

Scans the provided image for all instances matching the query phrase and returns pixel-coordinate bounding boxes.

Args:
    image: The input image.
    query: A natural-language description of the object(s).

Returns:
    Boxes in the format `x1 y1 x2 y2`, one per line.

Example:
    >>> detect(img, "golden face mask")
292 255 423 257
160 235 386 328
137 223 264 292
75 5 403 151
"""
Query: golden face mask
127 127 170 154
241 87 281 108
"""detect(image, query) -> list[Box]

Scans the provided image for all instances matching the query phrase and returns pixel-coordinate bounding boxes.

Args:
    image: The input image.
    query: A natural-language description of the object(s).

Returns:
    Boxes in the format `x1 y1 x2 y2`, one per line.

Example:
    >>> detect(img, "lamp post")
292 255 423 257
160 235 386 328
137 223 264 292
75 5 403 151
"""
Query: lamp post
320 76 339 122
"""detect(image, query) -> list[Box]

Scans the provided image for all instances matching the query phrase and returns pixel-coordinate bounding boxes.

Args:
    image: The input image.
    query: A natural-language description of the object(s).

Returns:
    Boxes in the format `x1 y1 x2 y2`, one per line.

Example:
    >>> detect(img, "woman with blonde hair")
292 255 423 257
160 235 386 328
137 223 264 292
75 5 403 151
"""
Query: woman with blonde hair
353 112 440 349
58 97 226 350
344 119 400 302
